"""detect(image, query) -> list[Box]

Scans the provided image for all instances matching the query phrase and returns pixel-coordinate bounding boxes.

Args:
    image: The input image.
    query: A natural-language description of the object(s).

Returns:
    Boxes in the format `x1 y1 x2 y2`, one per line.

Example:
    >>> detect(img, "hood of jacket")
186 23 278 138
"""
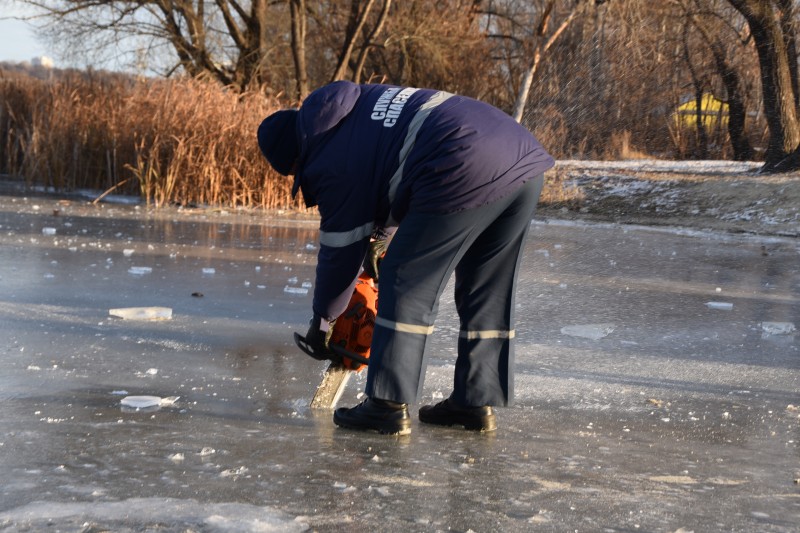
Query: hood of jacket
292 81 362 202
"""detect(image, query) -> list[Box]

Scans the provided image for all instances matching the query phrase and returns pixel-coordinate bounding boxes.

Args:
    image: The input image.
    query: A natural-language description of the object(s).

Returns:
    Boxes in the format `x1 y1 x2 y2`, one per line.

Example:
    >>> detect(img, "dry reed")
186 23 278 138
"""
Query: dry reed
0 72 298 209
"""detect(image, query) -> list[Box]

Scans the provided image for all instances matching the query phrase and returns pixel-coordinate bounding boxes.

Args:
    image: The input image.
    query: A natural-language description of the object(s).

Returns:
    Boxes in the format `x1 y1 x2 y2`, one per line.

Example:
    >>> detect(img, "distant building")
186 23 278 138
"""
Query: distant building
31 56 54 68
672 93 729 129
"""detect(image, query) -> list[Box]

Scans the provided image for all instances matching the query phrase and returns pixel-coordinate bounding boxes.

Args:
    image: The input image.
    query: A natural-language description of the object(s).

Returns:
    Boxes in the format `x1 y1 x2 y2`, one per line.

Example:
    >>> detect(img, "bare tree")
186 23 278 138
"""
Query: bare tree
352 0 391 83
675 0 754 160
479 1 604 123
510 1 586 122
330 0 377 81
18 0 294 91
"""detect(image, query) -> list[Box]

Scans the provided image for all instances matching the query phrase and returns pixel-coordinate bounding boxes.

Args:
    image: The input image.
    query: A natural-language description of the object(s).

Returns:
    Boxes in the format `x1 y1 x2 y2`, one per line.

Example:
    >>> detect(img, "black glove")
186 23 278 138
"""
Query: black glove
363 231 389 282
305 314 335 360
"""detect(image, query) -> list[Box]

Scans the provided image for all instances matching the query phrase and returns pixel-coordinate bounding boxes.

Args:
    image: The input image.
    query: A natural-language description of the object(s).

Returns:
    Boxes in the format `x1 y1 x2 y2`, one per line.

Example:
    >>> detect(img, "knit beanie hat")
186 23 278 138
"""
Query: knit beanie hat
257 110 299 176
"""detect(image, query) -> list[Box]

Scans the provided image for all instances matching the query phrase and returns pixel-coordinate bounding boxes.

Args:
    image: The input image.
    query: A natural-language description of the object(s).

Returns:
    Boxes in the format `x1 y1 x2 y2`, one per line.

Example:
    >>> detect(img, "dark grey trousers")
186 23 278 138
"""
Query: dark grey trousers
366 175 544 406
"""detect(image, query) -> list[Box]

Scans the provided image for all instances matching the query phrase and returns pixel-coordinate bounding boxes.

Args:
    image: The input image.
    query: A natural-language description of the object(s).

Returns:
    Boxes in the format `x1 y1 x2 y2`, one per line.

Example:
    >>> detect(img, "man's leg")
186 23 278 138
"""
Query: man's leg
365 208 481 404
451 175 544 407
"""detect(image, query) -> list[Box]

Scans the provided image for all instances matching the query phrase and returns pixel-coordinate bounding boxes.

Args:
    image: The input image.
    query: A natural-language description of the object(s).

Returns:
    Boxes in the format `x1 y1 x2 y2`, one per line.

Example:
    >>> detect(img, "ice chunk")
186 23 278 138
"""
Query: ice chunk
109 307 172 320
761 322 796 335
560 324 615 340
283 286 308 295
120 396 161 410
42 227 56 235
128 266 152 275
202 267 216 275
123 249 135 257
706 301 733 311
120 395 179 411
220 466 248 477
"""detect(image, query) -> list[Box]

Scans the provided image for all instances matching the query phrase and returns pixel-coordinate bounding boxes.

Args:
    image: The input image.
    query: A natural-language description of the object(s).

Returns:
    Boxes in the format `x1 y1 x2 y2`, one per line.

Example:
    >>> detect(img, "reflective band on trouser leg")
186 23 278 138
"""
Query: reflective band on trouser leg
376 317 435 335
459 329 516 340
457 331 514 407
368 317 435 404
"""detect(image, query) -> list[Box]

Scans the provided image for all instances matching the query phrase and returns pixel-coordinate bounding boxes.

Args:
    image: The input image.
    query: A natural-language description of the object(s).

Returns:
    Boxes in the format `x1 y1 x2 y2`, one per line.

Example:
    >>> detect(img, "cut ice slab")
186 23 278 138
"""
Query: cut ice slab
109 307 173 320
560 323 615 340
120 395 179 411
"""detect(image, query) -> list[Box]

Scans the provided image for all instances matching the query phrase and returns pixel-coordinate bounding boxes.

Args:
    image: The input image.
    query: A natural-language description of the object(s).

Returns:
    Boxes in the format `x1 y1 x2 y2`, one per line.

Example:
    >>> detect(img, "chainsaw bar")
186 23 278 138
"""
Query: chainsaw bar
295 332 370 409
310 362 351 409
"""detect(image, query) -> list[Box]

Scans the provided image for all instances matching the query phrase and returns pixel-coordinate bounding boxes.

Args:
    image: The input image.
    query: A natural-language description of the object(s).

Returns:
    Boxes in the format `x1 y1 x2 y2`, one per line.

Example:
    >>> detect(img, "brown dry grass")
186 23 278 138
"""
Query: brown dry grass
0 73 298 209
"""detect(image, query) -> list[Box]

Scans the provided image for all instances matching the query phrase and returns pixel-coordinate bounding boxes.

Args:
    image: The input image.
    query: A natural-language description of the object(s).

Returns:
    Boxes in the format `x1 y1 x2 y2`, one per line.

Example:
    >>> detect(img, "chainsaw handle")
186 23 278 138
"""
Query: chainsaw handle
294 332 336 361
330 344 370 366
294 332 370 367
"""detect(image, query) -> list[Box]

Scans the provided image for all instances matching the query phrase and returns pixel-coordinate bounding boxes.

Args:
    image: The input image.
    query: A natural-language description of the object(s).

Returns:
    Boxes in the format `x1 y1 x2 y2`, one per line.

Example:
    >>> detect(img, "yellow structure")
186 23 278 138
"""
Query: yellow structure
673 93 729 129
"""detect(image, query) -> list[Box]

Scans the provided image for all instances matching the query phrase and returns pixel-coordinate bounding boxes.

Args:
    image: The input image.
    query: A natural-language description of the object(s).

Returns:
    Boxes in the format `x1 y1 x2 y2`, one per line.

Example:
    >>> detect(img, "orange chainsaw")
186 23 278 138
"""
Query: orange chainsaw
294 271 379 407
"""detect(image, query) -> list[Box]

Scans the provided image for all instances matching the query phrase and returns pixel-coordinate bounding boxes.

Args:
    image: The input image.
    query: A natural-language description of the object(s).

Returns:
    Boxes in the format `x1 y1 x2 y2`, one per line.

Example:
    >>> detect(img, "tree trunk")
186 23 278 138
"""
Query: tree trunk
710 39 753 160
682 21 709 158
290 0 309 100
776 0 799 109
728 0 800 171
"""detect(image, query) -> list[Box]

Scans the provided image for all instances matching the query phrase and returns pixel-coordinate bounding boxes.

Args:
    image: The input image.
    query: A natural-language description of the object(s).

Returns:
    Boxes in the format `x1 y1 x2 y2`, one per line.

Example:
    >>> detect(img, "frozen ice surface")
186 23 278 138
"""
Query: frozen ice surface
560 323 615 340
1 190 799 532
109 307 173 320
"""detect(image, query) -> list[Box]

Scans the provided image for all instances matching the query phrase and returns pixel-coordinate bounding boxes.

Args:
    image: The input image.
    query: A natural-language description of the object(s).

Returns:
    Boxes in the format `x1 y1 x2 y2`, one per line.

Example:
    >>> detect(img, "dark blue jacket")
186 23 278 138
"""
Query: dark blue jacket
294 81 554 320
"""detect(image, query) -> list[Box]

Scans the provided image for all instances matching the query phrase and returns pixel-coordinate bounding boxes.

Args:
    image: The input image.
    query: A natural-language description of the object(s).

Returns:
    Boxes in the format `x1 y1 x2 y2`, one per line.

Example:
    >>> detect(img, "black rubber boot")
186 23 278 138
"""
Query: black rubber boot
419 398 497 431
333 398 411 435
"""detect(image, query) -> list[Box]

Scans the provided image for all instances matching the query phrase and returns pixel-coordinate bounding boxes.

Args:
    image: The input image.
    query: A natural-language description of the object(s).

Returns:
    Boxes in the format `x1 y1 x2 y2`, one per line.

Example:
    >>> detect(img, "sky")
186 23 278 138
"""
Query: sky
0 5 49 63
